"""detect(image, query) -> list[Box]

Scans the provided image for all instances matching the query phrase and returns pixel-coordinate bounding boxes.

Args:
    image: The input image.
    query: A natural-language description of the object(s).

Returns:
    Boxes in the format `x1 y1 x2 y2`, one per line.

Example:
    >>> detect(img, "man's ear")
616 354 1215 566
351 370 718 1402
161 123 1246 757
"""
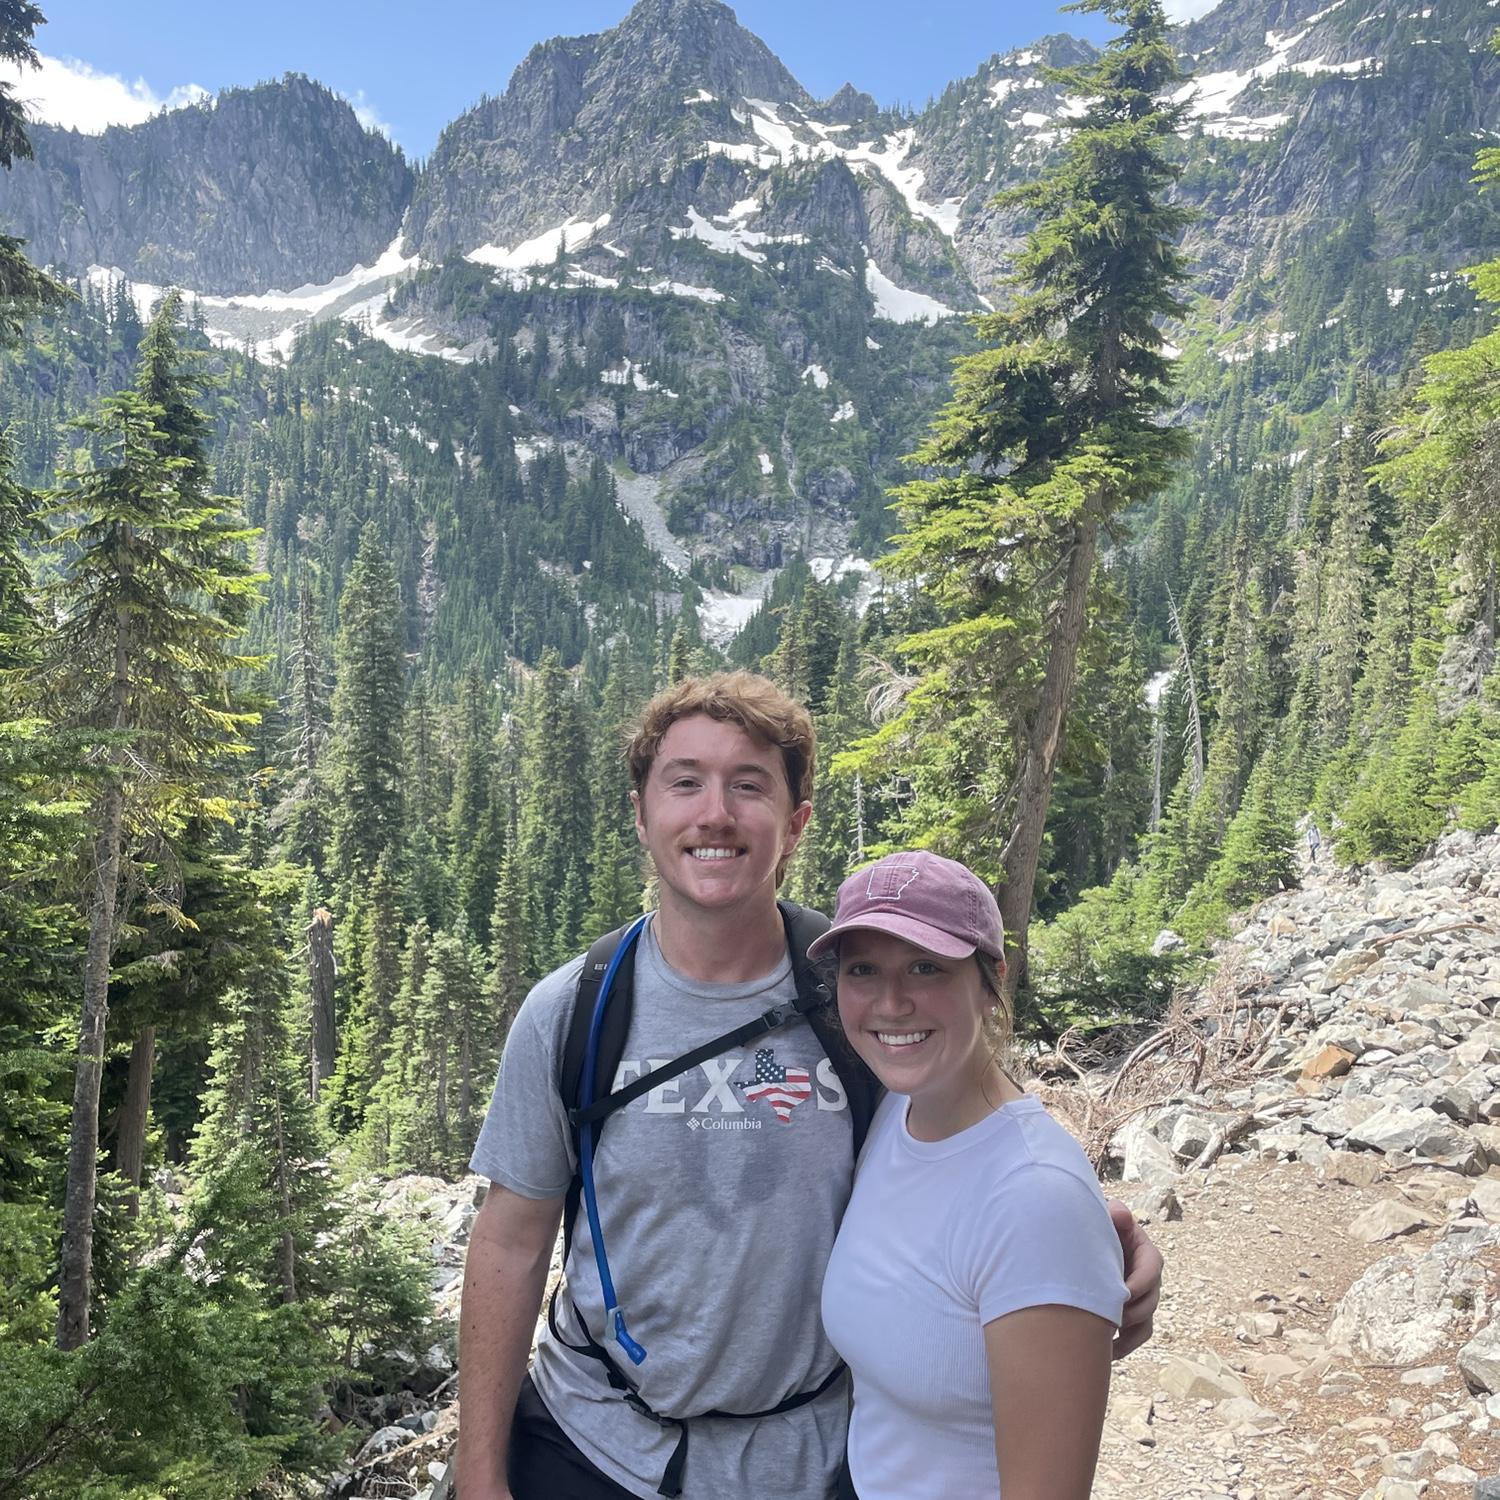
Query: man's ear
784 799 813 854
631 788 647 844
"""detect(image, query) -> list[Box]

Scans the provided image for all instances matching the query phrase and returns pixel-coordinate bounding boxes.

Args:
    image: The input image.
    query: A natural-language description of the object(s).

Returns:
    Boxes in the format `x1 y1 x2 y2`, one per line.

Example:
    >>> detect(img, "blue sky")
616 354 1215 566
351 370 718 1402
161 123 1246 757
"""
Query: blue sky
18 0 1176 157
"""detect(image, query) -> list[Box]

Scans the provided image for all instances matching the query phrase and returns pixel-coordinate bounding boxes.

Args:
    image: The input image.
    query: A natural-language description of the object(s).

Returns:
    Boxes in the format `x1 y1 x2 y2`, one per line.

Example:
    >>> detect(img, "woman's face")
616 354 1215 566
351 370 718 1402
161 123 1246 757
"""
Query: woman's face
836 930 991 1110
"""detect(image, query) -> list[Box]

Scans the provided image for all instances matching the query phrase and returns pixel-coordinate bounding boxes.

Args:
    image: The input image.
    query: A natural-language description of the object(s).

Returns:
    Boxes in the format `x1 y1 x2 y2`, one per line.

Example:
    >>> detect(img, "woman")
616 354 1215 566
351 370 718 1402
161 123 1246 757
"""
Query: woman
814 850 1126 1500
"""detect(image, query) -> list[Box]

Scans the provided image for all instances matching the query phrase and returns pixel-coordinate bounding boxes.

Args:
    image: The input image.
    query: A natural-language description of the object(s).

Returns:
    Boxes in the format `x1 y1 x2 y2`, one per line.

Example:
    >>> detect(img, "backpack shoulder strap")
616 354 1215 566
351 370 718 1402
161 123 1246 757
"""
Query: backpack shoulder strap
778 899 881 1156
561 921 639 1260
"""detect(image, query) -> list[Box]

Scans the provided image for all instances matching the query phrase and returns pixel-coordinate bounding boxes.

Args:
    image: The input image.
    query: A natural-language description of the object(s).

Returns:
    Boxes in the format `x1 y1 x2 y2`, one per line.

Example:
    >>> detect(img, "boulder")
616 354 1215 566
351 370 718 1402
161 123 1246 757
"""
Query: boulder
1458 1321 1500 1395
1344 1104 1485 1171
1321 1150 1384 1188
1113 1117 1180 1186
1302 1043 1357 1082
356 1425 414 1462
1329 1228 1500 1365
1347 1201 1437 1243
1159 1353 1248 1403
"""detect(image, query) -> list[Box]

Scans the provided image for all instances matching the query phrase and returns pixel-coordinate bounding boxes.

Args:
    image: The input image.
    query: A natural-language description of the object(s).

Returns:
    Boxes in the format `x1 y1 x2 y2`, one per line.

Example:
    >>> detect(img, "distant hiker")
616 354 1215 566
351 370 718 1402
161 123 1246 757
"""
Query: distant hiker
455 672 1164 1500
816 851 1123 1500
1307 822 1322 866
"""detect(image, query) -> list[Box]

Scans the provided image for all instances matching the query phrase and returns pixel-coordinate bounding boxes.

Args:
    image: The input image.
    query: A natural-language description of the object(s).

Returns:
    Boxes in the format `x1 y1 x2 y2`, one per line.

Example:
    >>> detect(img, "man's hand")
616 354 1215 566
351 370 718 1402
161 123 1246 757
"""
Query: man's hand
1107 1198 1163 1360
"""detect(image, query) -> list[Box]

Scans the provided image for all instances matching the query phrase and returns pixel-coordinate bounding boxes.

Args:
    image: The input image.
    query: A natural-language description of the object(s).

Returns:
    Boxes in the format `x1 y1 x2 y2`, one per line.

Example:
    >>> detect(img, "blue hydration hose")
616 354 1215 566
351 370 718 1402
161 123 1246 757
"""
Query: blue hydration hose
578 911 652 1366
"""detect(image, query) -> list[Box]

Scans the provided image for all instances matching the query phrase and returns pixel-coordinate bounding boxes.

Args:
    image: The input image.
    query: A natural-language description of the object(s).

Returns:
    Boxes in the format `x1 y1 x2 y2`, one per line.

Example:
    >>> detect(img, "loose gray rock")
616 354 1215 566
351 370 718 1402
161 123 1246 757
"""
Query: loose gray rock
1458 1321 1500 1395
1329 1228 1500 1366
1348 1201 1437 1243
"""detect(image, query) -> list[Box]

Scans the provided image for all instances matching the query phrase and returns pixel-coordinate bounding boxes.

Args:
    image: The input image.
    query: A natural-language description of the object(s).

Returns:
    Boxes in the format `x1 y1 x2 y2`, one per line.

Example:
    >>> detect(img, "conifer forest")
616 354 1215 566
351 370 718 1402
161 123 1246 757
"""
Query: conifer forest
2 0 1500 1491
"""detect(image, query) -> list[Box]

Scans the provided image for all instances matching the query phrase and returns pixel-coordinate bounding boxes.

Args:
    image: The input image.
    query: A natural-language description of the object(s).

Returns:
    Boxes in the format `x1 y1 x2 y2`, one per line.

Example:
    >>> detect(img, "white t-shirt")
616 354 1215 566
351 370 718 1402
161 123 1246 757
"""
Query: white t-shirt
821 1091 1127 1499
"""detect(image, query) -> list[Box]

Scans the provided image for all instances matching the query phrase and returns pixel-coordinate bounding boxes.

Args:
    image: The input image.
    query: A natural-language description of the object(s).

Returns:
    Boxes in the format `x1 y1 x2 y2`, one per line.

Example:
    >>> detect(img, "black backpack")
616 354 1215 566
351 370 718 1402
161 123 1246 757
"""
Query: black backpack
547 899 879 1498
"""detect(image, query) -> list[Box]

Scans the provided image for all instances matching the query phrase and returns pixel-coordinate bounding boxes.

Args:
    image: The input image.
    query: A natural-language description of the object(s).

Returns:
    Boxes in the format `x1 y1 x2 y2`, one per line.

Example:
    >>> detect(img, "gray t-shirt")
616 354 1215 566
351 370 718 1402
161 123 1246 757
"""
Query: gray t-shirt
469 917 853 1500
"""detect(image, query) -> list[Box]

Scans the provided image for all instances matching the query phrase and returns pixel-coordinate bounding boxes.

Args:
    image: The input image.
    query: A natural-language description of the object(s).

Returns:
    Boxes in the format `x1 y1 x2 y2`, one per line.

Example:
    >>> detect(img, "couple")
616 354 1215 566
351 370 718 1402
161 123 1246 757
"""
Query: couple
457 672 1162 1500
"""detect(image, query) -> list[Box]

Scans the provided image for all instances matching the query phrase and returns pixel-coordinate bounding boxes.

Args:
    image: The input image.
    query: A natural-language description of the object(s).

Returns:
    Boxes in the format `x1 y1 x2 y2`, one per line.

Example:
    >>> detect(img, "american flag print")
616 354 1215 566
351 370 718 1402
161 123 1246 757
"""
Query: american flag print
741 1048 812 1123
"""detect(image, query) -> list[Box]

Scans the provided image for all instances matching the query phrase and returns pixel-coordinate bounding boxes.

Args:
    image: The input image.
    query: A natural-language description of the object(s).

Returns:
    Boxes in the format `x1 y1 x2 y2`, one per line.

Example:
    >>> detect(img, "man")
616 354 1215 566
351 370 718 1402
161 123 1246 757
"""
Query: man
457 672 1162 1500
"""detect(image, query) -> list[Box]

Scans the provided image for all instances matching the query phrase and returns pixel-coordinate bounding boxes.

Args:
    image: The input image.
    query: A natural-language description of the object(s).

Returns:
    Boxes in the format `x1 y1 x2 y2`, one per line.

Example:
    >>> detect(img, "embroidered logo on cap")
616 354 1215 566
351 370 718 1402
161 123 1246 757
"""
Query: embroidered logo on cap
865 861 921 903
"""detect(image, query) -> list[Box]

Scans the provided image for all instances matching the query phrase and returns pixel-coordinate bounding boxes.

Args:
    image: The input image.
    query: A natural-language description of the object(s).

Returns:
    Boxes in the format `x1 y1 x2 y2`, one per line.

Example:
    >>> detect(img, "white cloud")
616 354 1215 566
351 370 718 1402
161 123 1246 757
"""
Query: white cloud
0 53 207 133
1163 0 1223 20
345 89 396 142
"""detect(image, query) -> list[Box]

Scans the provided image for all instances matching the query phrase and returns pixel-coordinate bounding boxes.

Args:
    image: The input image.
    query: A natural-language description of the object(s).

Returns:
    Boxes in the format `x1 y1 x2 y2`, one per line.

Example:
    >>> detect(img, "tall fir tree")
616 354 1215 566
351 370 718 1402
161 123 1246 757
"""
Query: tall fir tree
40 295 262 1349
845 0 1190 992
327 527 406 897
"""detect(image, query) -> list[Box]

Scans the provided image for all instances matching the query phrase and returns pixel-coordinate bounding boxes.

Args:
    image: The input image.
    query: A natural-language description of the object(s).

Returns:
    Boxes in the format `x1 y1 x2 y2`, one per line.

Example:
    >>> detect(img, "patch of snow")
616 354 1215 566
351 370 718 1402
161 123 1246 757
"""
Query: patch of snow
866 335 882 350
601 241 629 259
758 451 775 476
816 256 854 278
719 197 760 223
466 213 611 272
809 554 879 615
1144 668 1176 710
803 362 830 389
865 258 957 325
685 89 716 104
830 401 856 423
989 78 1019 105
699 574 779 648
644 278 726 304
843 127 965 237
1005 48 1039 67
669 204 805 264
1386 287 1407 306
570 267 620 290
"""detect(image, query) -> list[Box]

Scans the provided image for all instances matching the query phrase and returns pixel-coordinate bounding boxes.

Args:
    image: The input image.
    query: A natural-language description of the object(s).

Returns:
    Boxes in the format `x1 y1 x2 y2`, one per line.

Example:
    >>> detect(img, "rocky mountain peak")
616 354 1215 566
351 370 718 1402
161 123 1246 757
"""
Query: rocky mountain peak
0 71 411 295
603 0 813 107
821 82 879 124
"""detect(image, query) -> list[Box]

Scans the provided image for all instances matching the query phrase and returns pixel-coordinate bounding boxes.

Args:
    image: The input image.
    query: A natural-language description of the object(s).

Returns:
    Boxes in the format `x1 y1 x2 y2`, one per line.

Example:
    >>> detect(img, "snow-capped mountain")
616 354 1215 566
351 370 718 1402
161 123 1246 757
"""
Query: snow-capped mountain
0 0 1495 571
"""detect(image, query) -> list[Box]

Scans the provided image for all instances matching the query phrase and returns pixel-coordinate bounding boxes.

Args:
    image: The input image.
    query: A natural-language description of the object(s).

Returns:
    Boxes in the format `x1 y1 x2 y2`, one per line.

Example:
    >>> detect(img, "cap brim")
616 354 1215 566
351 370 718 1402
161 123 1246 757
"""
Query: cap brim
806 913 978 964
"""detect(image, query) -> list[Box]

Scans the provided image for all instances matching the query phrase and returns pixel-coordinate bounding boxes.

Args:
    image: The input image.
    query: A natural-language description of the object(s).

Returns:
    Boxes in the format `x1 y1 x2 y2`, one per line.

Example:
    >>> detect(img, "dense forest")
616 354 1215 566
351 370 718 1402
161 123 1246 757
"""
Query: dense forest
3 0 1500 1492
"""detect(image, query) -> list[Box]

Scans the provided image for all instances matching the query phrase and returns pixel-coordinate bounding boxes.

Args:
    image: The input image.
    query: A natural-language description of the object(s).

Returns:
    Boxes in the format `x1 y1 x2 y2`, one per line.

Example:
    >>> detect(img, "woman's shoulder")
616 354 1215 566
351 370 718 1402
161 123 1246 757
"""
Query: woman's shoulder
982 1097 1111 1210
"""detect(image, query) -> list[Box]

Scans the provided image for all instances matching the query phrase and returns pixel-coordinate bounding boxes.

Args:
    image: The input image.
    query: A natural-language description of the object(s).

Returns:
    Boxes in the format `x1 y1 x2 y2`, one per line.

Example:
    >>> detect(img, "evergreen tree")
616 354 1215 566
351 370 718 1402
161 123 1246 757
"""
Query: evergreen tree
327 528 406 896
40 295 262 1349
487 843 534 1058
845 0 1190 991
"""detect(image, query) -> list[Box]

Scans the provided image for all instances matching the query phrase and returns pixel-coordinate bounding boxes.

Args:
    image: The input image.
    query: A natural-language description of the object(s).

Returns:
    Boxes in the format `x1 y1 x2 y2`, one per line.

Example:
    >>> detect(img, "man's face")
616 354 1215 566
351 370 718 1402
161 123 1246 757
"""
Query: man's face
632 713 811 920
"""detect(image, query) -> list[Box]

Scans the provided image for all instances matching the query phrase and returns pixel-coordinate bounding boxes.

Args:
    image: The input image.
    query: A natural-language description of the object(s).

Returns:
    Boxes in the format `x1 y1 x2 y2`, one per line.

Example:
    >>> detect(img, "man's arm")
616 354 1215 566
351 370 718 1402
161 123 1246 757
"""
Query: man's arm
455 1183 565 1500
1107 1199 1164 1360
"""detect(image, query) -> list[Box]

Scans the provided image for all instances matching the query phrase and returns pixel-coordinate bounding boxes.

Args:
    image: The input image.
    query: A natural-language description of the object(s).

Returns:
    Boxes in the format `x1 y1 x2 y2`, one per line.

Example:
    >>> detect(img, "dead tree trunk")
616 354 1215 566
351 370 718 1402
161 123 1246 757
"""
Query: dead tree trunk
56 778 125 1350
117 1024 156 1217
998 514 1099 1002
308 906 336 1099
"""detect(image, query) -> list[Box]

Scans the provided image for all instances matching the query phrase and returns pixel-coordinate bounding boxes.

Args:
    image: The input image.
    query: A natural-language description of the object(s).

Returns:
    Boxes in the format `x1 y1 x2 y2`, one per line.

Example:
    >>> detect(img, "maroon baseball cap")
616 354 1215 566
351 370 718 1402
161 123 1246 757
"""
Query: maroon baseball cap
806 851 1005 964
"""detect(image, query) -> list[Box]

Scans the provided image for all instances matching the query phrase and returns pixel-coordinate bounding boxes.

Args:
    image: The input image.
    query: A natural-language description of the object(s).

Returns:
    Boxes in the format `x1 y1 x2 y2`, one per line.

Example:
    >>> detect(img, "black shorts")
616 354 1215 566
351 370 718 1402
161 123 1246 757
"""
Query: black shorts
507 1375 636 1500
503 1375 859 1500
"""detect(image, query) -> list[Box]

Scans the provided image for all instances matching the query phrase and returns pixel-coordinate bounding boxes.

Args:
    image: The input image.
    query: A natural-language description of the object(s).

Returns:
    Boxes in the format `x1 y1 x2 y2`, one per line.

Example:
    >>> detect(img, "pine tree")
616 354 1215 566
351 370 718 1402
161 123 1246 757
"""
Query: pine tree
274 579 333 875
516 650 589 969
41 295 263 1349
324 851 402 1136
487 843 534 1058
327 527 406 896
369 918 431 1173
845 0 1190 991
0 1 69 345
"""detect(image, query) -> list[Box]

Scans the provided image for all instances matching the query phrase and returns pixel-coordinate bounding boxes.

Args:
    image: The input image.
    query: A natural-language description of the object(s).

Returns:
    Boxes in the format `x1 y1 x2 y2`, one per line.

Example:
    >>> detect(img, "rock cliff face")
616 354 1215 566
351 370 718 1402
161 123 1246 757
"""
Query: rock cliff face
0 75 412 294
403 0 815 262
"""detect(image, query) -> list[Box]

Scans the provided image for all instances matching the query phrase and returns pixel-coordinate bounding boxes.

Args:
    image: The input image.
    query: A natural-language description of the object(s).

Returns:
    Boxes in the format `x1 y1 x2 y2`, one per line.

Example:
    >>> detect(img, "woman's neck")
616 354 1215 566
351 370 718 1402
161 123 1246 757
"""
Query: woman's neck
906 1060 1025 1142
